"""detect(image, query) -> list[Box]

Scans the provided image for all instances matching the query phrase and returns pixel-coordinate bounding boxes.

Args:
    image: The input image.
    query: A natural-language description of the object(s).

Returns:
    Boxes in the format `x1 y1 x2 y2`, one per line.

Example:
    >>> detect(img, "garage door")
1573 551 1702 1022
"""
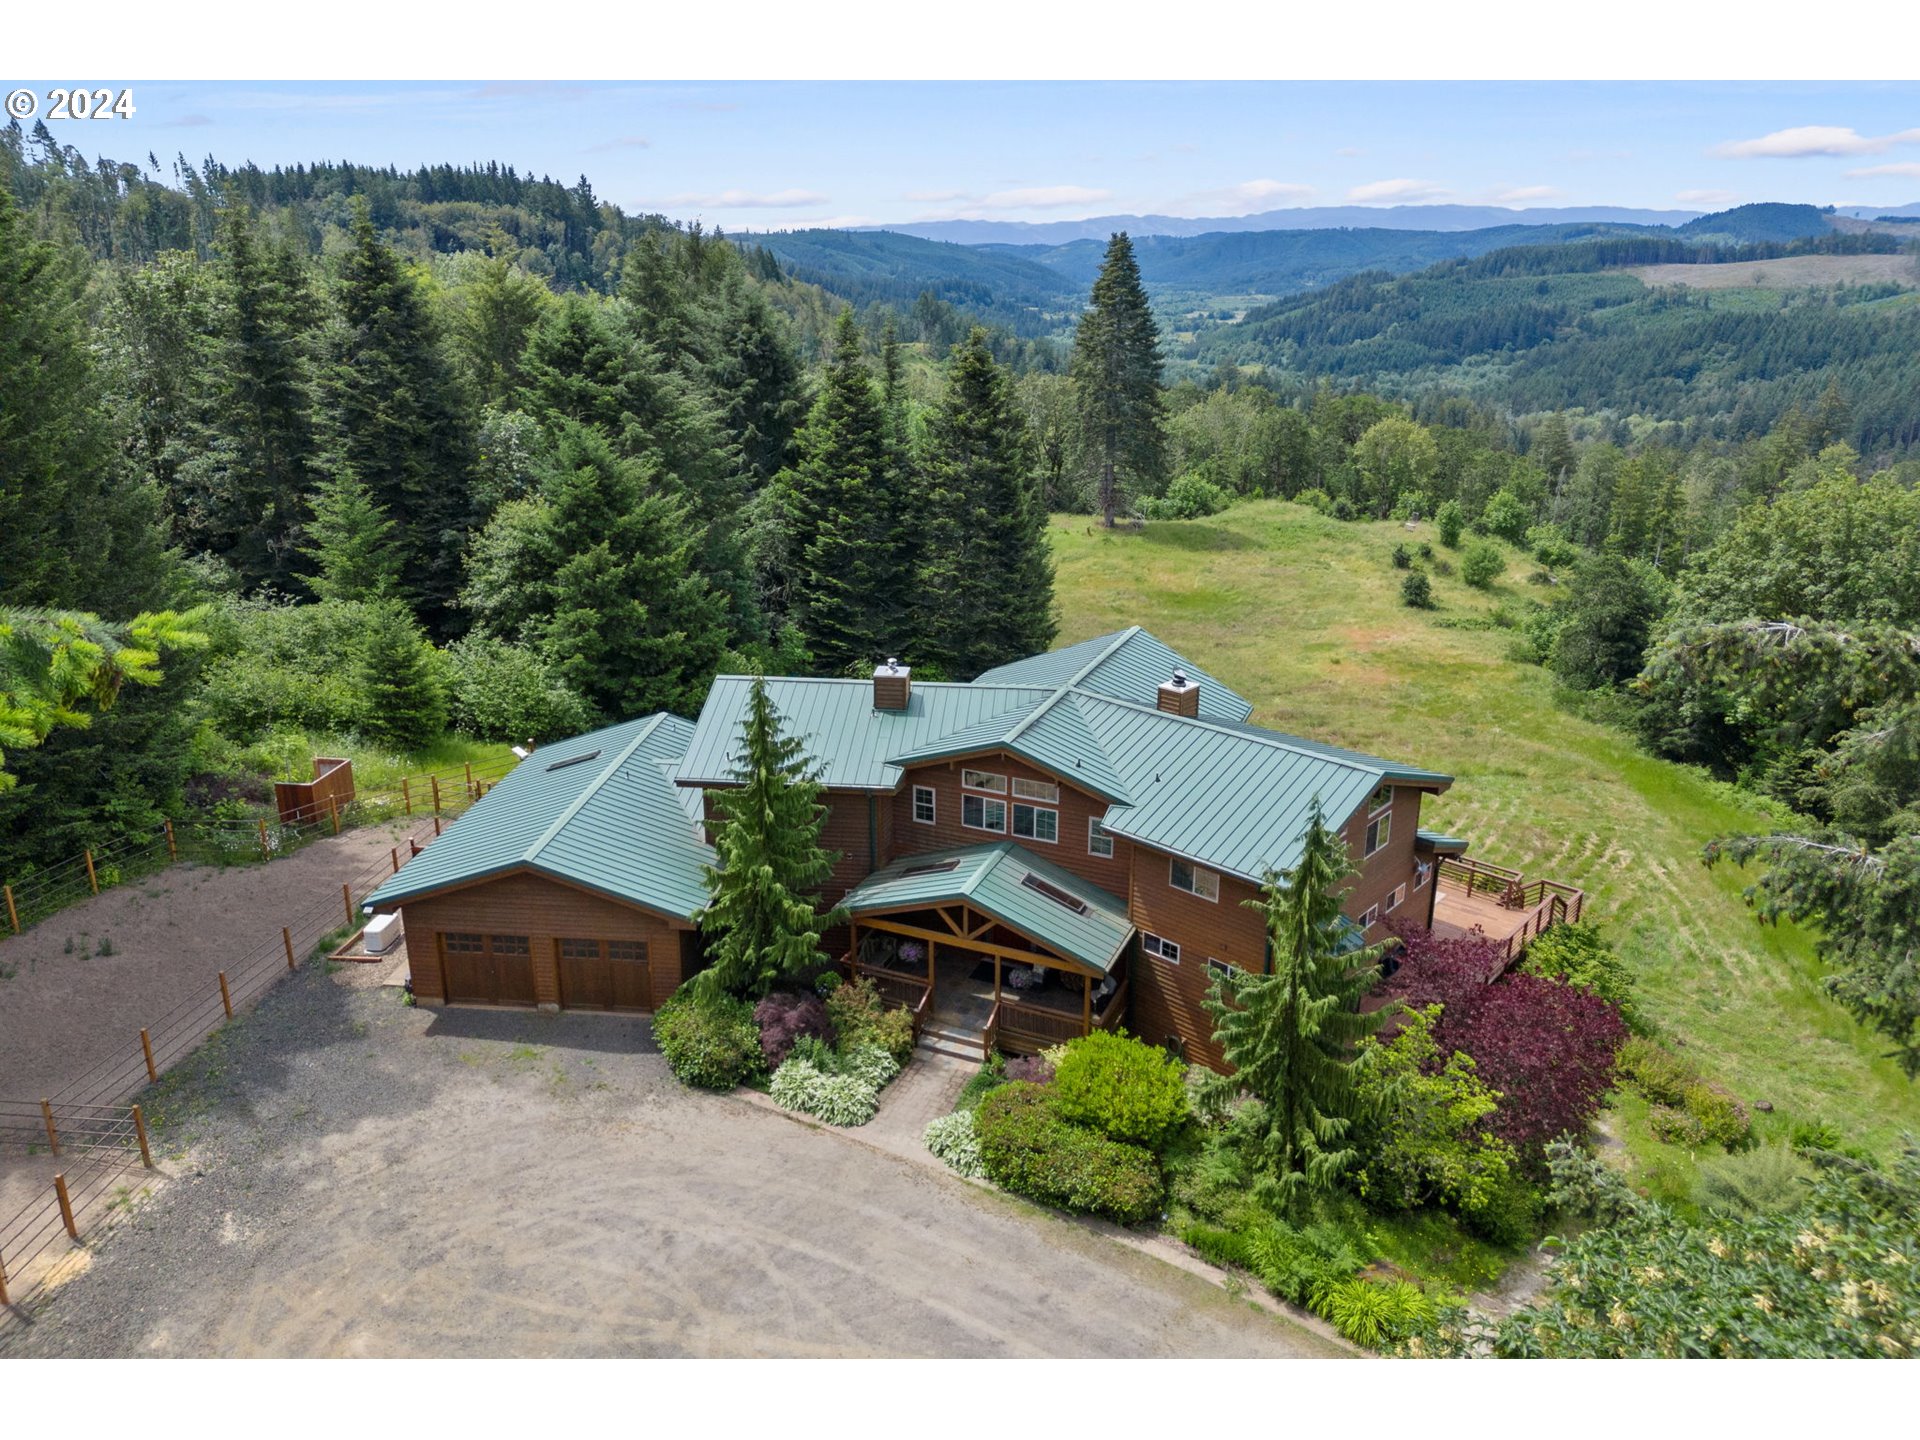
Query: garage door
440 932 537 1006
556 938 652 1012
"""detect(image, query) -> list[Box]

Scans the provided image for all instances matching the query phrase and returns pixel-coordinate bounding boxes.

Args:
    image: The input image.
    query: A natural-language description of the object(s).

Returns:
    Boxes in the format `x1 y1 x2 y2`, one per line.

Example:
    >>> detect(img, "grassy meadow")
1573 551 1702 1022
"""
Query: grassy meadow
1049 501 1920 1181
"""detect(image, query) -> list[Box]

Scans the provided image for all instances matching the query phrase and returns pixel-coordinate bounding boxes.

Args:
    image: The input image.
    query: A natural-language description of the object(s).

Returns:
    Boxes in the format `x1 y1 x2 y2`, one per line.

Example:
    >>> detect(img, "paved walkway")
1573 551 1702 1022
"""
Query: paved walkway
862 1046 977 1162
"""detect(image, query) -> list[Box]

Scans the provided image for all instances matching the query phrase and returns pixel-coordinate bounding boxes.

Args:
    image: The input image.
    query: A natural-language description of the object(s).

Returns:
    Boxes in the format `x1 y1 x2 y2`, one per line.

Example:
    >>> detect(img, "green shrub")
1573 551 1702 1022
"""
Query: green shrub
1390 543 1413 570
1543 1138 1643 1225
1649 1104 1709 1147
1180 1220 1255 1271
923 1109 986 1178
1141 473 1230 520
1401 569 1435 609
825 975 916 1064
1244 1218 1365 1305
814 970 842 998
1051 1030 1189 1151
954 1056 1009 1113
1521 922 1635 1017
1294 488 1334 516
1459 1171 1543 1247
1618 1037 1697 1106
1435 499 1464 548
1311 1276 1437 1348
1683 1082 1752 1149
770 1053 882 1126
653 986 765 1090
1694 1146 1813 1215
975 1082 1163 1224
445 636 593 743
1460 540 1506 590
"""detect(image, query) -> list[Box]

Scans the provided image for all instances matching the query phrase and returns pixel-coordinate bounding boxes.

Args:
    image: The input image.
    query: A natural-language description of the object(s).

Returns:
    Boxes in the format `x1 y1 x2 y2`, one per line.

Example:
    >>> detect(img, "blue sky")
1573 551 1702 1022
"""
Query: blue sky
23 80 1920 228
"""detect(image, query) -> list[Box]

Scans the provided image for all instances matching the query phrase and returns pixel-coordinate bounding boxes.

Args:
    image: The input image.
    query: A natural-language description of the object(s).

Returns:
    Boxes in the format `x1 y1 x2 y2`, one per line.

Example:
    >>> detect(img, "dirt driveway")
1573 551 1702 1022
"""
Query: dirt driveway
4 969 1341 1358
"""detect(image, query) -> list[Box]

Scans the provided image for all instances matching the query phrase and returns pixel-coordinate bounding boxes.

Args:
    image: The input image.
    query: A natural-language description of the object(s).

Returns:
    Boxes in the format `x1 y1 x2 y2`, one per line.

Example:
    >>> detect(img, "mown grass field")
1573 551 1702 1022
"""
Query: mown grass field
1049 501 1920 1173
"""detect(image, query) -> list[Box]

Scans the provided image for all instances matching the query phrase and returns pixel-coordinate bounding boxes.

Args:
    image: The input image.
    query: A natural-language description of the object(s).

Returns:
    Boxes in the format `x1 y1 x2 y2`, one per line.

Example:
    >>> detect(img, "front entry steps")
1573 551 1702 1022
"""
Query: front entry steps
918 1020 989 1062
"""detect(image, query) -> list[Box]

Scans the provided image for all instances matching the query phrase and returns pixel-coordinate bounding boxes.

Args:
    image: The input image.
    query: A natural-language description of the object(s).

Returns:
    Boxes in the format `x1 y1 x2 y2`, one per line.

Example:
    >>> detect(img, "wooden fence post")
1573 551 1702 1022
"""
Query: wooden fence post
257 819 270 860
218 971 233 1020
328 795 341 835
85 849 98 894
464 760 474 800
433 815 443 838
164 819 177 861
54 1174 76 1240
140 1028 157 1083
131 1105 153 1168
0 1244 9 1306
283 926 296 971
402 777 412 816
342 883 354 930
430 776 442 813
4 882 16 935
391 847 400 873
40 1099 60 1157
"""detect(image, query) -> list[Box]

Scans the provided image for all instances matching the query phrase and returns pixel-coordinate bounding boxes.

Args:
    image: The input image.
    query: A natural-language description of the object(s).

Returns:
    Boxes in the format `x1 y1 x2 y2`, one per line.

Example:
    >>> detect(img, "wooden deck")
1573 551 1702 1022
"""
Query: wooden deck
1428 857 1585 978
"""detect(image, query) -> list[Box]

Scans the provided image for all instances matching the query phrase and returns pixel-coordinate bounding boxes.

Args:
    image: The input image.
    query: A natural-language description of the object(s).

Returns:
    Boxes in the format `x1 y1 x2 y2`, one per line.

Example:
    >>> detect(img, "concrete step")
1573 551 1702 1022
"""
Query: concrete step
917 1024 987 1060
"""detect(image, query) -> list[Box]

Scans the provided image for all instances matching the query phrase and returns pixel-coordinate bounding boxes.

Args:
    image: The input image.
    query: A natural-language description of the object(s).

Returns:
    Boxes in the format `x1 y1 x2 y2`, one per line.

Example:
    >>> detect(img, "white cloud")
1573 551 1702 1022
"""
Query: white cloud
1714 125 1920 159
1347 178 1451 204
1488 185 1563 205
1226 178 1314 206
977 185 1113 210
1166 178 1314 217
1675 188 1738 205
663 188 829 209
1844 162 1920 180
586 135 650 152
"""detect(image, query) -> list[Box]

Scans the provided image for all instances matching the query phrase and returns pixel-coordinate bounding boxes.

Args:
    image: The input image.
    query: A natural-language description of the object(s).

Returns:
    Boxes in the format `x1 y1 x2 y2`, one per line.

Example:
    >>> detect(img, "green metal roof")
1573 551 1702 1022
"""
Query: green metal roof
974 626 1255 723
1415 829 1471 853
365 713 713 922
840 841 1135 974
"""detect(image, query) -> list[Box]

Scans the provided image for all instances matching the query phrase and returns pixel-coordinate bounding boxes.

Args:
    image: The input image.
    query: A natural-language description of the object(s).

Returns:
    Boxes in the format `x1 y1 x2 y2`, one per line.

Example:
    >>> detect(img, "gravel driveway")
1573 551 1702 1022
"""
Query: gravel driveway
4 968 1341 1358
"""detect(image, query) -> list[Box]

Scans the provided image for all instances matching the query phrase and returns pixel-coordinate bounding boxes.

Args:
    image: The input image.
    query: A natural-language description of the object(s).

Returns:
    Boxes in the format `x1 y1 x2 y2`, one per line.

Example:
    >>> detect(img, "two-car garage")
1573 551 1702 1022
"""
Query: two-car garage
433 931 655 1011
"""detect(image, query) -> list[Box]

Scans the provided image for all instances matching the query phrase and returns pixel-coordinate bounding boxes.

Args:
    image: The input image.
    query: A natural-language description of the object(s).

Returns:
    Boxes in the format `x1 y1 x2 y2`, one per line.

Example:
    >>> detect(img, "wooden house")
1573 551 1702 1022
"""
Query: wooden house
366 627 1554 1072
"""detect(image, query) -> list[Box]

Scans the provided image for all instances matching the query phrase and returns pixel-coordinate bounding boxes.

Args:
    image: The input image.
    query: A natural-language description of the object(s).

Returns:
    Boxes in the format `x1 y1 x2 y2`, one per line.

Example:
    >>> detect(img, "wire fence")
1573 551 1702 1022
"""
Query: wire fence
1 754 516 940
0 758 514 1331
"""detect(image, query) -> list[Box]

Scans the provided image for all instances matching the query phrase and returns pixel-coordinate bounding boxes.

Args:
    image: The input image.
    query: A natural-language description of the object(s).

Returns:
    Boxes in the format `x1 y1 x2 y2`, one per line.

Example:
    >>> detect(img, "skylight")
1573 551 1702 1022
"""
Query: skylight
901 859 961 878
545 749 602 772
1020 871 1088 914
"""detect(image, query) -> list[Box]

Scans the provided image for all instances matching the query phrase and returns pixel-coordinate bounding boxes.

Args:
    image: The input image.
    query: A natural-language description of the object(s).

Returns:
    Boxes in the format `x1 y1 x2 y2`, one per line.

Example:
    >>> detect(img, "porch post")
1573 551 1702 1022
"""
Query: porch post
926 933 935 986
848 919 858 969
994 954 1002 1003
1083 972 1092 1033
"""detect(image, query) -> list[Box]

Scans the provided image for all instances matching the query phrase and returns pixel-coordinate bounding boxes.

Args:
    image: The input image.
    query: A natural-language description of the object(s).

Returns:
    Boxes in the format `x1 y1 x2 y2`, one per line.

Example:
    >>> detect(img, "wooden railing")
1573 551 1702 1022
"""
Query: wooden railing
842 957 934 1038
1437 857 1587 975
993 975 1129 1054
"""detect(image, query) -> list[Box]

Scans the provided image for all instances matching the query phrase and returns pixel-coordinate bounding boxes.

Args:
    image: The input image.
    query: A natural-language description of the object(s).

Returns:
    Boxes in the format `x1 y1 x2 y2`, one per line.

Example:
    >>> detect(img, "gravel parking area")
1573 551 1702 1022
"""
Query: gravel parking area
3 967 1341 1358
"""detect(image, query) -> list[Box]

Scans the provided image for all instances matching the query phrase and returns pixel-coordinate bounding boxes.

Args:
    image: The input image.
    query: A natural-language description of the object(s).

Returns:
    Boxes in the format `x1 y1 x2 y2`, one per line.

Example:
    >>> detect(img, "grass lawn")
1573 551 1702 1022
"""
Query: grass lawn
1050 501 1920 1172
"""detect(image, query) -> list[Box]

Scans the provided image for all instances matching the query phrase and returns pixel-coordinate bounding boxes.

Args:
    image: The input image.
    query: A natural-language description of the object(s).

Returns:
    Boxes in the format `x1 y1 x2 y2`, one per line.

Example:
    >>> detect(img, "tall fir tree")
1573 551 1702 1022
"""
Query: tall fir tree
1069 232 1167 527
449 237 549 407
779 311 896 673
918 329 1056 677
1200 801 1396 1213
352 599 449 751
330 200 477 633
695 674 846 999
301 469 403 602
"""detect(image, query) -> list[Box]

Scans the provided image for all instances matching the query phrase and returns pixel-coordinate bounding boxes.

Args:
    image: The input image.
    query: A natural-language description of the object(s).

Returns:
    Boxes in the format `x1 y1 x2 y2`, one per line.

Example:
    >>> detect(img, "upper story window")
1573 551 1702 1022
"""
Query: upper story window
1012 776 1059 803
911 785 936 825
1170 857 1220 903
1385 884 1406 914
1367 784 1394 815
961 769 1007 794
962 793 1007 833
1359 904 1380 929
1088 816 1115 859
1012 803 1058 844
1143 932 1180 965
1365 810 1393 858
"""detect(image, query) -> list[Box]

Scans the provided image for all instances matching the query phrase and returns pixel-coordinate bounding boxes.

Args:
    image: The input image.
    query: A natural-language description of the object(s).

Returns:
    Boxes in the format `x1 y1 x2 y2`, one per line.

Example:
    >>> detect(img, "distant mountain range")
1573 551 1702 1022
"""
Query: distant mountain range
854 204 1710 245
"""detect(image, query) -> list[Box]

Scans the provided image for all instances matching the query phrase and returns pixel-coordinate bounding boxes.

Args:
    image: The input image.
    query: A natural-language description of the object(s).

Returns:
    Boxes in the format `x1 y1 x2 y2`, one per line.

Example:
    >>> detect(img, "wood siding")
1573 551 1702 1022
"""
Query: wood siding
400 869 686 1011
1126 851 1269 1072
1337 786 1432 941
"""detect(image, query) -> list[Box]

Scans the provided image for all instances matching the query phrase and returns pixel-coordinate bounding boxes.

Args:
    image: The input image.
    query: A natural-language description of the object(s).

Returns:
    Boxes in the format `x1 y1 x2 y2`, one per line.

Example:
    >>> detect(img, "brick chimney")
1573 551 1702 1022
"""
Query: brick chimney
874 657 912 712
1156 668 1199 718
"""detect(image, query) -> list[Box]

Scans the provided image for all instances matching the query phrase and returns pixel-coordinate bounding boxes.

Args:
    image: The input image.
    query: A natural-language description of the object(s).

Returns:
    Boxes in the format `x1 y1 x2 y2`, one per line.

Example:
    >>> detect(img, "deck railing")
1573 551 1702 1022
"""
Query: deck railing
841 957 934 1038
1436 857 1586 974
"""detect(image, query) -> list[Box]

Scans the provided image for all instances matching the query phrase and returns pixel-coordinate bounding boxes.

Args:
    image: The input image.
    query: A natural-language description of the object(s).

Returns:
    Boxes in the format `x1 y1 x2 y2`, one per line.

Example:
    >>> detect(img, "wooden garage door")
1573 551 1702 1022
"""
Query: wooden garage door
556 938 651 1012
440 932 537 1007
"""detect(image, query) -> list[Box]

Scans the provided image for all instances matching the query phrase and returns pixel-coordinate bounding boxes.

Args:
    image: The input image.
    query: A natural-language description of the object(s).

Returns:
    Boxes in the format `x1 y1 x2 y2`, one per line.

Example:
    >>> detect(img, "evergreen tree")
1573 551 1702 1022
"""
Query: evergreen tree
536 423 727 719
1200 801 1396 1212
1533 411 1577 490
302 470 403 602
918 329 1056 676
330 200 477 632
780 311 895 672
352 599 448 751
1070 233 1167 526
449 238 549 407
695 674 846 999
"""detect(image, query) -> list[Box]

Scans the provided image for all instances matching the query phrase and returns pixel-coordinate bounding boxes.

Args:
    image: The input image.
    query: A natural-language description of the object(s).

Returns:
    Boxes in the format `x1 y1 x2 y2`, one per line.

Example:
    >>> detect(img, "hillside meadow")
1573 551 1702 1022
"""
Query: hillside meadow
1049 500 1920 1180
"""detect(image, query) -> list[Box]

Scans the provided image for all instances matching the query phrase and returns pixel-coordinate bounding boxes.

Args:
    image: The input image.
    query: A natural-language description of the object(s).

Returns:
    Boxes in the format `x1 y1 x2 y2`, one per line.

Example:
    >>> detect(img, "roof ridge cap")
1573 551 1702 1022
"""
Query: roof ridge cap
523 714 667 864
1056 625 1142 694
1069 688 1387 775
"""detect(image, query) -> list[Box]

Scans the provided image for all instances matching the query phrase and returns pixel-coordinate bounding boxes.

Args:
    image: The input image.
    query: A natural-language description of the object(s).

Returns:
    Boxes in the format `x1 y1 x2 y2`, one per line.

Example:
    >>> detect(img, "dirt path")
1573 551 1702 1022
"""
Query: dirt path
0 819 418 1101
4 973 1342 1359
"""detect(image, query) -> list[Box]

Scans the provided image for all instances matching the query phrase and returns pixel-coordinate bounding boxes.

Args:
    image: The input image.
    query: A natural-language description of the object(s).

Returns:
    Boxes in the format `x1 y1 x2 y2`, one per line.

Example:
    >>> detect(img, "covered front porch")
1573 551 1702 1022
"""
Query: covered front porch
837 843 1134 1058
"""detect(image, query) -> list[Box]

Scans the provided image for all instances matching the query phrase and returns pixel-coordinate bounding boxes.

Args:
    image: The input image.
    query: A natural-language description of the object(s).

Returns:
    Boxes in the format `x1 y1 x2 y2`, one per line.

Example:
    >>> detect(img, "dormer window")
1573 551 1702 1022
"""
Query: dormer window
1170 857 1220 903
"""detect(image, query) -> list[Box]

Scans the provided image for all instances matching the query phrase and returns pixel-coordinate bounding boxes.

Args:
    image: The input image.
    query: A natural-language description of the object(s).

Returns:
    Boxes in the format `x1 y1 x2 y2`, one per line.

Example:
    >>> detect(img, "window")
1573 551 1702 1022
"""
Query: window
607 940 648 964
559 938 601 961
1169 857 1220 903
911 785 936 825
1143 932 1180 965
1020 872 1088 914
961 769 1007 794
444 932 484 953
1012 803 1058 843
1385 884 1406 914
1088 816 1115 859
1206 957 1233 981
962 794 1007 833
490 934 530 955
1367 784 1394 815
1359 905 1379 929
1012 776 1059 803
1365 811 1392 858
902 859 961 878
545 749 602 772
1414 860 1433 889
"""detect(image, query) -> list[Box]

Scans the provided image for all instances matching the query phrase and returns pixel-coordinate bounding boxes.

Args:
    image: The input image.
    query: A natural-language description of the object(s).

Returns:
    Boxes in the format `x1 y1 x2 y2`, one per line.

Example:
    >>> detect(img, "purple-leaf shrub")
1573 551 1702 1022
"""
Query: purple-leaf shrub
1005 1054 1055 1085
754 991 833 1069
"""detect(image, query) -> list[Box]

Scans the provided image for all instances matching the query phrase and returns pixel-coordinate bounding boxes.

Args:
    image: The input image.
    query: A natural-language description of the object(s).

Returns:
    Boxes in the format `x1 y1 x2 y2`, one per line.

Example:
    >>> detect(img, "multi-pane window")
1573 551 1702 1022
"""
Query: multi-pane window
962 794 1007 833
1012 776 1059 803
559 938 600 961
490 934 530 955
1143 932 1180 965
1385 884 1406 914
1206 957 1233 981
608 940 648 964
444 932 484 953
961 769 1007 793
1367 784 1394 815
912 785 936 825
1414 860 1433 889
1011 803 1058 843
1365 811 1392 857
1088 816 1115 858
1359 905 1380 929
1169 857 1220 902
